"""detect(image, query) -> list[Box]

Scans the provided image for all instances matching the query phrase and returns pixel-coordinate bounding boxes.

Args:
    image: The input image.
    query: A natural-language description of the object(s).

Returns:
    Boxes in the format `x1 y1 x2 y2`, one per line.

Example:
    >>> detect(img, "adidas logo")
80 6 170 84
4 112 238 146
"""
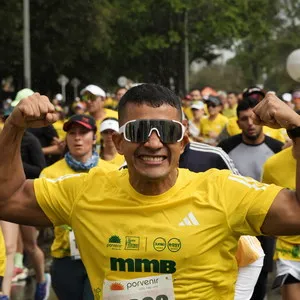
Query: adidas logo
178 212 199 226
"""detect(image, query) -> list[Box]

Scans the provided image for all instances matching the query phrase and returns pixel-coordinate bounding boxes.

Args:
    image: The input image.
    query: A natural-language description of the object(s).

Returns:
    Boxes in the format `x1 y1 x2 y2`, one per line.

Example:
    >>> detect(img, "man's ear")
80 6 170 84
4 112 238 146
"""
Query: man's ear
112 132 124 155
180 134 189 154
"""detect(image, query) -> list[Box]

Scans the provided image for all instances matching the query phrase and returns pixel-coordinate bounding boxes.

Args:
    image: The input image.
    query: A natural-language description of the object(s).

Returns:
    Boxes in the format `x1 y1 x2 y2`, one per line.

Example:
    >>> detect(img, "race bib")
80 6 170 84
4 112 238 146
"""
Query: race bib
69 230 81 260
103 274 175 300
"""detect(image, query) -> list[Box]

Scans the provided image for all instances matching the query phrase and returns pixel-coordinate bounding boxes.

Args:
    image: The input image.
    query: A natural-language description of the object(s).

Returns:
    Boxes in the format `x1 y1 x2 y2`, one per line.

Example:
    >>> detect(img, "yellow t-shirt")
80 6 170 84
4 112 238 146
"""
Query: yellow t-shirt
104 97 118 110
262 146 300 260
53 119 66 141
102 153 125 168
263 127 286 143
222 105 237 119
94 109 118 145
200 113 228 138
34 168 282 299
0 227 6 277
40 158 117 258
182 106 193 120
226 117 241 136
236 236 264 267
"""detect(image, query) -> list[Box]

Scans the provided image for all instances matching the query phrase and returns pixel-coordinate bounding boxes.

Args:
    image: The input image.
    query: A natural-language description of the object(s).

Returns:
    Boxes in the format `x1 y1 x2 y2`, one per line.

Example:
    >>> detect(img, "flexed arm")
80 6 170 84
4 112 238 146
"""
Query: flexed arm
0 93 58 225
251 93 300 235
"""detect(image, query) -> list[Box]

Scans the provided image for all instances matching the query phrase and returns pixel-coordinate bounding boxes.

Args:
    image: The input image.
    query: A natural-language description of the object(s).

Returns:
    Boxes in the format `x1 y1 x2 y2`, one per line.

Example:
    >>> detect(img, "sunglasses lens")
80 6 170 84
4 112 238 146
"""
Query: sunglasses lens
82 94 97 102
124 120 183 143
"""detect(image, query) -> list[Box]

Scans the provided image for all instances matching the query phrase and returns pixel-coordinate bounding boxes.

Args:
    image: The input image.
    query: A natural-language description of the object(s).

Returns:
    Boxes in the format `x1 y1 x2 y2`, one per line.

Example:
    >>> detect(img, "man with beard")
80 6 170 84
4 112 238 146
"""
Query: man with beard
218 97 283 181
218 97 283 300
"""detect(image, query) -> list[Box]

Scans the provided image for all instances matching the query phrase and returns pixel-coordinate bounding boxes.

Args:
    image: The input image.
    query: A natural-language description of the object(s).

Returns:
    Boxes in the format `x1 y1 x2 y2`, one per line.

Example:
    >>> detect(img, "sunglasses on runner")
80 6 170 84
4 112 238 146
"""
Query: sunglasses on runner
82 94 98 102
119 119 185 144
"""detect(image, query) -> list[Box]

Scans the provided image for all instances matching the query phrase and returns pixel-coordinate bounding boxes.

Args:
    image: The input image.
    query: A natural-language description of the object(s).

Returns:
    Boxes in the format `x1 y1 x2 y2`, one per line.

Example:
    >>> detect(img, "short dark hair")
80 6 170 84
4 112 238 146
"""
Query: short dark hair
118 83 182 123
237 97 258 118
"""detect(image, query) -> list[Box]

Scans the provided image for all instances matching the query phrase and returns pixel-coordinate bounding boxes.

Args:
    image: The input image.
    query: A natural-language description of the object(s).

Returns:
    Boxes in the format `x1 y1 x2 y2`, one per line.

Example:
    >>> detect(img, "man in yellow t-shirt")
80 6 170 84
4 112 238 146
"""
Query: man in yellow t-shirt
262 145 300 297
223 92 238 119
200 96 228 145
81 84 118 148
2 85 300 300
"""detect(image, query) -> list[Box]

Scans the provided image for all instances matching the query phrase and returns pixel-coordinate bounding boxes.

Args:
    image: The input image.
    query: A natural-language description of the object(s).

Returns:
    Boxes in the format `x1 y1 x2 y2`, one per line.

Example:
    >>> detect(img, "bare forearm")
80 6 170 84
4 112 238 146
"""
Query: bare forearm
0 121 26 200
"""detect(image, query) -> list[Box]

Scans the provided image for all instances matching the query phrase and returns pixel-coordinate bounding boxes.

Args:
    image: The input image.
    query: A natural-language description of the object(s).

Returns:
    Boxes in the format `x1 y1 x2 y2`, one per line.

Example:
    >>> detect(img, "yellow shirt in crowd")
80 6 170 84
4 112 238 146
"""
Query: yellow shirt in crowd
222 104 238 119
103 153 125 167
0 227 6 277
104 97 118 110
262 146 300 261
34 168 282 299
200 113 228 138
40 158 116 258
52 119 67 141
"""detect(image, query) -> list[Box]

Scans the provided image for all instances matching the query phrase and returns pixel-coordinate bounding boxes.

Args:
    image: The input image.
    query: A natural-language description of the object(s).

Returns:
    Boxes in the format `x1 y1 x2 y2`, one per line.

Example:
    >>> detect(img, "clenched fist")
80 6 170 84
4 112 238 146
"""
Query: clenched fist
7 93 58 128
252 92 300 129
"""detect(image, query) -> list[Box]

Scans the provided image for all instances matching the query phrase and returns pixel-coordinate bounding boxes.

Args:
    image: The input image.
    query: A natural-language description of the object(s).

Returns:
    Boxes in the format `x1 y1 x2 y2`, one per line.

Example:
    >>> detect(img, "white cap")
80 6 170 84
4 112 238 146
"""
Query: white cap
282 93 292 102
191 101 205 110
100 119 119 133
80 84 106 98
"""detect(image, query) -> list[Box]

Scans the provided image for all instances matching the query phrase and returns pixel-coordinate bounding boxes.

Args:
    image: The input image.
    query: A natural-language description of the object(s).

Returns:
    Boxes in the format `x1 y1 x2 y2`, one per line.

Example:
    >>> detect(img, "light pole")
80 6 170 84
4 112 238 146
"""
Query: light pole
184 10 189 95
23 0 31 88
71 78 81 99
57 75 69 102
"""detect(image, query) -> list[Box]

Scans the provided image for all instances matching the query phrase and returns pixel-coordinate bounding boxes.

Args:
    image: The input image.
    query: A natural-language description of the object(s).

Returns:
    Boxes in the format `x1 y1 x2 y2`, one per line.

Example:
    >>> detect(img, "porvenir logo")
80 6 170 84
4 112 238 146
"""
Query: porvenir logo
110 282 125 291
107 235 122 250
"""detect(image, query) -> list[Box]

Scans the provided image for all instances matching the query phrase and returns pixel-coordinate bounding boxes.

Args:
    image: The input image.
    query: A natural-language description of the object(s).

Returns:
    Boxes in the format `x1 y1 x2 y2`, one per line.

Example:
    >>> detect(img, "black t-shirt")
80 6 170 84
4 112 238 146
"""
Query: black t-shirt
27 125 58 147
28 125 59 166
21 131 46 179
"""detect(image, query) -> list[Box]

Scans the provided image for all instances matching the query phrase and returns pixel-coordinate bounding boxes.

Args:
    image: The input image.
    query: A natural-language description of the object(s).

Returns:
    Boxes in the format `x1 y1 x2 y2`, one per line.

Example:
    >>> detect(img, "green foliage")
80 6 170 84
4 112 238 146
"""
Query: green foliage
2 0 300 97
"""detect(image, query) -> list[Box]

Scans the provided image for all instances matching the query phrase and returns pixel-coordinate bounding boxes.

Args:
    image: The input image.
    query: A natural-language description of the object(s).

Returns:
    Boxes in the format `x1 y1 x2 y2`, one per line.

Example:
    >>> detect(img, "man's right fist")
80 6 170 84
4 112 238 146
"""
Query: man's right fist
8 93 58 128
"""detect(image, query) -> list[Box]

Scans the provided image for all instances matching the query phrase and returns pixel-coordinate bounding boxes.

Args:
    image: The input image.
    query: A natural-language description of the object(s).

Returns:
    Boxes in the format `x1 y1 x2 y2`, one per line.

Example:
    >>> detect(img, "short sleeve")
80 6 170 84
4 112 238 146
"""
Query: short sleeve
261 160 273 184
219 172 284 236
34 173 87 226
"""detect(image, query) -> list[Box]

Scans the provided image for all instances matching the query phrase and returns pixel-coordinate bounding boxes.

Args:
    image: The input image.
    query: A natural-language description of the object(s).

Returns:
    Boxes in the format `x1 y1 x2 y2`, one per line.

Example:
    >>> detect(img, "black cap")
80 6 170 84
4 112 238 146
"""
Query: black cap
243 86 265 99
205 96 221 106
63 114 97 132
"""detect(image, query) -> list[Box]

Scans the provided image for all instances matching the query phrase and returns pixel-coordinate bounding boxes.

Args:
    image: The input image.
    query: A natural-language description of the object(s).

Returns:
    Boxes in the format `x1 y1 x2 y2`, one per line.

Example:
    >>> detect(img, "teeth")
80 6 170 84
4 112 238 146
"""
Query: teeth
140 156 164 162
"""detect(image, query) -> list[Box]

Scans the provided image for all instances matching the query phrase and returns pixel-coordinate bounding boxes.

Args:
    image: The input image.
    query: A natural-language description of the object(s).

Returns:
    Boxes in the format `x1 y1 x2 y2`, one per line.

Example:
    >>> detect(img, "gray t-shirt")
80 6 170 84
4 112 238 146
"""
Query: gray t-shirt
218 134 283 180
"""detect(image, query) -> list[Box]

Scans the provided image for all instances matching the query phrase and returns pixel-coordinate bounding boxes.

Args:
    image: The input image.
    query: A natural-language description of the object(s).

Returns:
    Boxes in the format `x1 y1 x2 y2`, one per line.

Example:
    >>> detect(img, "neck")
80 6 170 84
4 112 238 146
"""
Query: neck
91 109 106 121
208 114 218 121
242 132 265 145
129 169 178 196
102 144 117 160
